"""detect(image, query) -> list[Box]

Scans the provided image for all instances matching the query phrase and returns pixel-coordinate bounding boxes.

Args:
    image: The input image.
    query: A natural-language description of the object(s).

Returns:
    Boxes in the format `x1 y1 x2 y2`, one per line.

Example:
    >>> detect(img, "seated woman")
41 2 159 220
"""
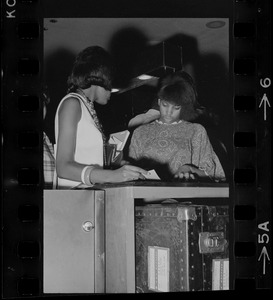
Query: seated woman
128 71 226 182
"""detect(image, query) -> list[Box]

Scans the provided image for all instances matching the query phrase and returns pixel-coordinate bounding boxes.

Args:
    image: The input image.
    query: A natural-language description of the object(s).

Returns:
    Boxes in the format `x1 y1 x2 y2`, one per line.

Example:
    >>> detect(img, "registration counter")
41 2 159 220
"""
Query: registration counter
43 182 229 294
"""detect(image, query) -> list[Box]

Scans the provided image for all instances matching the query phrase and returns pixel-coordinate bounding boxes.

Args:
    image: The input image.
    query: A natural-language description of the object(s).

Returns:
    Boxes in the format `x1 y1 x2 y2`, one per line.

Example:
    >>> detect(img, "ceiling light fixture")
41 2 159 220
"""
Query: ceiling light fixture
137 74 154 80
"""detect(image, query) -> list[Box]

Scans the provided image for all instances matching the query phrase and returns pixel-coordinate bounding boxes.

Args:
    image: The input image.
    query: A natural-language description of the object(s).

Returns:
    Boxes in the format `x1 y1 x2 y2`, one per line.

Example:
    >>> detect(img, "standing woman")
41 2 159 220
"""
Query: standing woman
55 46 147 189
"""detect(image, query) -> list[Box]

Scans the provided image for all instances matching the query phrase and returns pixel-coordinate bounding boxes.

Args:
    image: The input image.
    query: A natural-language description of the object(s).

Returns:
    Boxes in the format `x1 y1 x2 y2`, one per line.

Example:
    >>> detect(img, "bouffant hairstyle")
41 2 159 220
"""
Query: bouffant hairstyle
157 71 202 121
67 46 114 93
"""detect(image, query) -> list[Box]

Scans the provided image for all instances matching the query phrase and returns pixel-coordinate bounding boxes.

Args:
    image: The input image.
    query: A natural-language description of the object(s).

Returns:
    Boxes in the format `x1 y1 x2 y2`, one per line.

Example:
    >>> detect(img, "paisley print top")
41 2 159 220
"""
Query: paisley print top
129 120 226 181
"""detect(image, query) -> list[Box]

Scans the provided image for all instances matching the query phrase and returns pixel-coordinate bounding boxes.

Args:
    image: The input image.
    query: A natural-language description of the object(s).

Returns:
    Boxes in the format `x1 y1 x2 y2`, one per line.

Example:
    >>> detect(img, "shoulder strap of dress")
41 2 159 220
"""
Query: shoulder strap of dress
58 92 85 109
64 93 106 142
63 92 85 102
61 93 92 116
68 93 95 118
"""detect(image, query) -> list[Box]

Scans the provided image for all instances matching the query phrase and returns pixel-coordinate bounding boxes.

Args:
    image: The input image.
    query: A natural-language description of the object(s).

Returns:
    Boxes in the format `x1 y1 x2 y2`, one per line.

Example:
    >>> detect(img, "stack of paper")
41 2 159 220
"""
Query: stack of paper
109 130 130 151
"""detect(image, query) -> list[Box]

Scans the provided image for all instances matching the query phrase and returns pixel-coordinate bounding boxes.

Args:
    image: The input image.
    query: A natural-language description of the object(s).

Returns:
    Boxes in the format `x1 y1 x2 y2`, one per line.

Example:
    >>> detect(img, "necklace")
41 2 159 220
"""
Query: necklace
76 89 111 169
76 89 107 143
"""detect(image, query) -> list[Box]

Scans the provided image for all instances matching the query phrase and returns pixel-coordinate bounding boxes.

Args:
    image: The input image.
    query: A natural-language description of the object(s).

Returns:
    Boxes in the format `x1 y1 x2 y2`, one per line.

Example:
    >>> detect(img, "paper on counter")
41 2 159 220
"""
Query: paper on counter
143 169 161 180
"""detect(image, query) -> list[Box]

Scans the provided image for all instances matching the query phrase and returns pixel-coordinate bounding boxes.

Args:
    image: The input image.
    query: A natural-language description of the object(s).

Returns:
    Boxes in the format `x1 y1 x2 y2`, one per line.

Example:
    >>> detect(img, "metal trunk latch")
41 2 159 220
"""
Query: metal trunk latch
199 232 227 253
177 207 197 222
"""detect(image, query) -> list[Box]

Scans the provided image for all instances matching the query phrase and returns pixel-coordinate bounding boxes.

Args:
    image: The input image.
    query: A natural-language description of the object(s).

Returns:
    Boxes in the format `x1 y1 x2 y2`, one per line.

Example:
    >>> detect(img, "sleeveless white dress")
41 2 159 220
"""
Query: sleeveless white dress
54 93 103 189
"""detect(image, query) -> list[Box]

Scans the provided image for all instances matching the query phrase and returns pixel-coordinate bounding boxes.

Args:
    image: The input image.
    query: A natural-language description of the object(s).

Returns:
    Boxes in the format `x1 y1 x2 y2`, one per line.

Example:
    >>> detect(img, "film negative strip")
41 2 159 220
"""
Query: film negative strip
233 0 271 291
1 0 271 297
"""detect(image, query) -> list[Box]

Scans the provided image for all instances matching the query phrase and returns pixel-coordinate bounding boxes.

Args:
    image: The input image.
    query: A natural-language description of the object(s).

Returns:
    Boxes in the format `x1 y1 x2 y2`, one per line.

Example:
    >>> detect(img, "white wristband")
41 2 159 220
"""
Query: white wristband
84 166 95 186
81 166 90 185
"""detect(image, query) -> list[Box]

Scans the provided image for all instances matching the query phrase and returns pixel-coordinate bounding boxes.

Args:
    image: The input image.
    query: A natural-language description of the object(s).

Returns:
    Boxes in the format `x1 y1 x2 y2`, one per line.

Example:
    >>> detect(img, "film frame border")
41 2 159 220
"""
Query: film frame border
232 0 271 291
1 0 271 297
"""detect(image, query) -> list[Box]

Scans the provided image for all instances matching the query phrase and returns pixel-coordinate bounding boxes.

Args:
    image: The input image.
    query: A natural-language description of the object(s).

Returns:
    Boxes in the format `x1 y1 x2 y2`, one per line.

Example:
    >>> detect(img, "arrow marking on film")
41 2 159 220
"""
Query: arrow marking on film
259 93 271 121
258 246 270 275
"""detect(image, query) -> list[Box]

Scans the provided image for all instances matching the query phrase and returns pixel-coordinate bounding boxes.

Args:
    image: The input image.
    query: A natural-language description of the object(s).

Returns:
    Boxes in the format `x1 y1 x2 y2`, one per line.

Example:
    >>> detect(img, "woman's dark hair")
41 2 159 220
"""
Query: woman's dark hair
67 46 114 93
157 71 203 121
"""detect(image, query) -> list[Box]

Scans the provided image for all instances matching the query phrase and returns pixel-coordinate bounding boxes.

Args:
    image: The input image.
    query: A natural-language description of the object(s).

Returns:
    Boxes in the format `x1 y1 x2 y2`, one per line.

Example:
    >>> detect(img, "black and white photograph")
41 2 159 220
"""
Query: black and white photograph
43 15 232 293
1 0 271 297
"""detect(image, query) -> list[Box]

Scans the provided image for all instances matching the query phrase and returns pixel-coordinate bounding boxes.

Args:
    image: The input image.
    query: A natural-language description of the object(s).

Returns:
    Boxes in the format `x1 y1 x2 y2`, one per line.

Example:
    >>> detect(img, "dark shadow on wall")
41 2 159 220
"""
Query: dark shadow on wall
44 49 76 143
195 53 231 149
108 26 149 88
96 26 150 135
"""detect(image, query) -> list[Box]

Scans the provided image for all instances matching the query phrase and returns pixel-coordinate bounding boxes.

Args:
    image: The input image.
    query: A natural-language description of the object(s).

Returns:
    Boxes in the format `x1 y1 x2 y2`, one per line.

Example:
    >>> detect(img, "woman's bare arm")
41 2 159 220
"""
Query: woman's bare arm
56 97 85 181
56 97 148 184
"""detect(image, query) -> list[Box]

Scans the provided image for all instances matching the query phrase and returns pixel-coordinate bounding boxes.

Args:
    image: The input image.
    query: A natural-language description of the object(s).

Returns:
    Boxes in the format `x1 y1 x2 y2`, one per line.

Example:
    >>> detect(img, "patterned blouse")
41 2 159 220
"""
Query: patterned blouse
129 120 226 181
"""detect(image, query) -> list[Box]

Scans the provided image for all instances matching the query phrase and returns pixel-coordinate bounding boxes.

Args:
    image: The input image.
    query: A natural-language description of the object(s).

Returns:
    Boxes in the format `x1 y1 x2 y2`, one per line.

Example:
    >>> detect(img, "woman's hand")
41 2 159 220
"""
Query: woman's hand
84 164 148 184
114 165 148 182
174 164 206 181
